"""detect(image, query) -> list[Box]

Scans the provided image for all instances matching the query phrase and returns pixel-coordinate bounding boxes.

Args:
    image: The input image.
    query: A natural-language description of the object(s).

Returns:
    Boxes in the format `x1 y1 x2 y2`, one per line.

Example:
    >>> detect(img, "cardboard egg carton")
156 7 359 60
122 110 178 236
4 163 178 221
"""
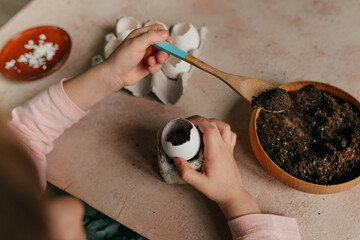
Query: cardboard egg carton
91 16 208 104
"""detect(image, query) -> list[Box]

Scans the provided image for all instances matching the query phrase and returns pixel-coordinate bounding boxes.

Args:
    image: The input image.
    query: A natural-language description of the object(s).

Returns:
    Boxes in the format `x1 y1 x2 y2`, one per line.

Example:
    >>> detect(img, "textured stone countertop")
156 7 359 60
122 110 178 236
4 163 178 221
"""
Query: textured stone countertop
0 1 359 239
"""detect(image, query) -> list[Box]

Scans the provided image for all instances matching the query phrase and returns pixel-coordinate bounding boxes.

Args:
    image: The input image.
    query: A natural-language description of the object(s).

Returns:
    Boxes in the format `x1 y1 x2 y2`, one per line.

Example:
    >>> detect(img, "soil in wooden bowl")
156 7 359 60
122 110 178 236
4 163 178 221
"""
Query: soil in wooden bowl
252 88 291 112
257 85 360 184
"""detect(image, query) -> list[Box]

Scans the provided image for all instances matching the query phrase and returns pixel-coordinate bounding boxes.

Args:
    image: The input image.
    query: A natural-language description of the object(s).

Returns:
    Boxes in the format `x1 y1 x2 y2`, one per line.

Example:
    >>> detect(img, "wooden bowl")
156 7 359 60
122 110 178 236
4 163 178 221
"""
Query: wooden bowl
249 81 360 194
0 26 71 82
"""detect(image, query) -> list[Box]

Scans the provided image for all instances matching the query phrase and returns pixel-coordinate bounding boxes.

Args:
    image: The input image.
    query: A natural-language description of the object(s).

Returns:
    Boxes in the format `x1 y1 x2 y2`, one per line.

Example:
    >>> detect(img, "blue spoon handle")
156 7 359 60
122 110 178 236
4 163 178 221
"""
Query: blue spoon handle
153 41 188 60
153 41 276 107
153 41 227 81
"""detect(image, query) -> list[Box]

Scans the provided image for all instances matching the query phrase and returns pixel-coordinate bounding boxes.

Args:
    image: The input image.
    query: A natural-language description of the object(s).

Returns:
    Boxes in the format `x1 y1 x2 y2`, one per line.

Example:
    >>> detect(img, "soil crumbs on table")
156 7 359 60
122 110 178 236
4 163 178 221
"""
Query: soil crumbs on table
257 85 360 184
252 88 291 112
166 120 193 146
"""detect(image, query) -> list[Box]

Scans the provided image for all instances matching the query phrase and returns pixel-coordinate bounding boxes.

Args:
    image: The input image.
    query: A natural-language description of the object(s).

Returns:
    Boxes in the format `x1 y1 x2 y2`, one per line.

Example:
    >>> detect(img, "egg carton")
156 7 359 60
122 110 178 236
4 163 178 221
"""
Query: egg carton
157 130 204 184
91 16 208 105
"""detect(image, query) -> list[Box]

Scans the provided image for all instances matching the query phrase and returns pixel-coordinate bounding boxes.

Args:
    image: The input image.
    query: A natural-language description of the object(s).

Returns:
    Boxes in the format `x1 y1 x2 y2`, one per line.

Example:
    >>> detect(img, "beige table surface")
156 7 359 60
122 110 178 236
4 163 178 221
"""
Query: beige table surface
1 0 360 239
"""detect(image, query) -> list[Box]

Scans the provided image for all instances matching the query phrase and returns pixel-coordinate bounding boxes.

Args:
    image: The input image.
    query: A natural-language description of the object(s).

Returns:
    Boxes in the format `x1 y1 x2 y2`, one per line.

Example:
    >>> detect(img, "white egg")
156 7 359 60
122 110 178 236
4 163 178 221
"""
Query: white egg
104 33 122 59
162 55 191 79
144 19 168 31
161 118 201 160
116 16 141 41
171 23 200 52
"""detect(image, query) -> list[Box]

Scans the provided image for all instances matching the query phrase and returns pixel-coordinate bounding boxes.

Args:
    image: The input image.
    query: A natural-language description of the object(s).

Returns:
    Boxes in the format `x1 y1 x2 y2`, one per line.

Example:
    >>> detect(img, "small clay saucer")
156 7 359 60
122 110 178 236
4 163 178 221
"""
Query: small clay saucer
0 26 71 82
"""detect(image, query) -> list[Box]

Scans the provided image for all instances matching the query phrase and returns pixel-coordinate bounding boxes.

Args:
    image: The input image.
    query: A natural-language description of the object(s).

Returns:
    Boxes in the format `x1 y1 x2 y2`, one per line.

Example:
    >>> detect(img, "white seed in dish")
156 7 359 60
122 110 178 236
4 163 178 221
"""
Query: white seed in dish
5 59 16 69
171 23 200 52
5 34 58 70
161 118 201 161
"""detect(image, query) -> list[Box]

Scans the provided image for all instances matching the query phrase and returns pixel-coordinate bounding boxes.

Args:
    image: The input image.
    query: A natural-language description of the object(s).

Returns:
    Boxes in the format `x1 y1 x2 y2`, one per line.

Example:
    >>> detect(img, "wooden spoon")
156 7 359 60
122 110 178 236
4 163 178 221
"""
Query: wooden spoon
154 41 287 112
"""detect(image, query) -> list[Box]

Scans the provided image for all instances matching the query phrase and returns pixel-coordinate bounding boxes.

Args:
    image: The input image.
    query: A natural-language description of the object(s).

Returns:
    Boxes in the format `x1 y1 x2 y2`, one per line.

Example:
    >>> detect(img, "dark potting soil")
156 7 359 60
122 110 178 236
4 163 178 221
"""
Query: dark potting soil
257 85 360 184
252 88 291 112
166 120 193 146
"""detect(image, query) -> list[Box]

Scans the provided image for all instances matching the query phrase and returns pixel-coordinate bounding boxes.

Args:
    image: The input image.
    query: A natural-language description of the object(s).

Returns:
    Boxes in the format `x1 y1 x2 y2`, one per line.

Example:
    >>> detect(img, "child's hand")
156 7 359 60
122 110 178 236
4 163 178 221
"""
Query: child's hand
174 116 261 220
63 24 170 111
106 24 171 90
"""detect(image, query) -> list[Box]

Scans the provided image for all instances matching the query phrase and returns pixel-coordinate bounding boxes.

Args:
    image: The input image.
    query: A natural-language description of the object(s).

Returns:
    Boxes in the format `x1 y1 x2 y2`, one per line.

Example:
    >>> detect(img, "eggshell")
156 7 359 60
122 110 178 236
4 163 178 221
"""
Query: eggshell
117 29 132 42
162 55 191 79
116 16 141 40
161 118 201 160
144 19 168 31
171 23 200 52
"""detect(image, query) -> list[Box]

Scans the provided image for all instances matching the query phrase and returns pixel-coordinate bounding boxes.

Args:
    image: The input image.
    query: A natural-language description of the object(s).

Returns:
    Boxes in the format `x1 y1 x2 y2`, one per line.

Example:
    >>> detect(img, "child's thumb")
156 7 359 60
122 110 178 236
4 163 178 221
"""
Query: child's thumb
133 29 169 49
174 157 204 187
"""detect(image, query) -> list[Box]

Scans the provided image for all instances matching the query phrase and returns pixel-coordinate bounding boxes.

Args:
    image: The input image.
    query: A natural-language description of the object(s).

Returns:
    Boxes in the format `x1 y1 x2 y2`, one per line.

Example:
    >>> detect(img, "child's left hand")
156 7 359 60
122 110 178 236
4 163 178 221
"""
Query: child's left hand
106 24 171 90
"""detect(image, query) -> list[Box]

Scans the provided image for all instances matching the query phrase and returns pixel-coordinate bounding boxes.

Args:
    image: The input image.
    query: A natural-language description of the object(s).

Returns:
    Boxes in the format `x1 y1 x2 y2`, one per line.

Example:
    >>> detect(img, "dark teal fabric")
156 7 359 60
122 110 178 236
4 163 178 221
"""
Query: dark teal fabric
83 204 147 240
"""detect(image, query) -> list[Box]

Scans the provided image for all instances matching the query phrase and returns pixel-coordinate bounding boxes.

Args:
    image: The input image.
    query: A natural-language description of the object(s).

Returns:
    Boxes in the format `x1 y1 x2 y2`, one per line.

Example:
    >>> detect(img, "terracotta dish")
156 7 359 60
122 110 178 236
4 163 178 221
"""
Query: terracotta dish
0 25 71 81
249 81 360 194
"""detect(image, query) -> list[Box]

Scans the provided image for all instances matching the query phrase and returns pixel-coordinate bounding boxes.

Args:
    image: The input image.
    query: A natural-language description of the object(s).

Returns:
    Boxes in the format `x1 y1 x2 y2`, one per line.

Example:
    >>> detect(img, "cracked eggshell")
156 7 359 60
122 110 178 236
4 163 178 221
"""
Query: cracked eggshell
171 23 200 52
162 55 191 79
116 16 141 41
161 118 201 160
144 19 168 31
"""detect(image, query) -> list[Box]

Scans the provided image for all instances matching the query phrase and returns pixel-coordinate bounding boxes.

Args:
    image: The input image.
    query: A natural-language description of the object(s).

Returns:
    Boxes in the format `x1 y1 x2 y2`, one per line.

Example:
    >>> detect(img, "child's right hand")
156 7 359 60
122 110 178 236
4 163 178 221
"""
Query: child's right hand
174 116 261 220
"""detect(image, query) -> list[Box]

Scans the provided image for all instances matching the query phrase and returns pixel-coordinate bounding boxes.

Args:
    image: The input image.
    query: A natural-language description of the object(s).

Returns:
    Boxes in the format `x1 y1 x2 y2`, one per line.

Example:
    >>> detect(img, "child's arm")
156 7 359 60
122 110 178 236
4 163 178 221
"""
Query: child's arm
9 25 170 190
174 115 301 240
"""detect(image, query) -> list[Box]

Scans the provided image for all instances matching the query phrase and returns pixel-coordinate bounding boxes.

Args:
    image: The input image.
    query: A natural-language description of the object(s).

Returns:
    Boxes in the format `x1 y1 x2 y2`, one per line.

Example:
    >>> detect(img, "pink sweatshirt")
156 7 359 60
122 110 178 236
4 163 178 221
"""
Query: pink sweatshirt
9 80 300 240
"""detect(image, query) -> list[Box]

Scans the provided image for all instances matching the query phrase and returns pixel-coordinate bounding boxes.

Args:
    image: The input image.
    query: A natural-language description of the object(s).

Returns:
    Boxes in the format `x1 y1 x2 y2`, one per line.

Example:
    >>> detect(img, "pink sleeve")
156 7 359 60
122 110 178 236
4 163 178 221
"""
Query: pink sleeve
228 214 300 240
9 79 88 191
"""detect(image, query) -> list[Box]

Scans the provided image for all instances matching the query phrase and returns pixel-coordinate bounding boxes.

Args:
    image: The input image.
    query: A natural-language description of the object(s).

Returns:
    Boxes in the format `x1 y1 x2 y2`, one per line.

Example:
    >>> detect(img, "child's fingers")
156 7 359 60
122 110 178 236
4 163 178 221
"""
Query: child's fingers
187 116 221 152
188 116 219 137
155 50 169 64
144 46 154 59
148 64 162 73
147 51 168 66
174 157 206 189
127 24 165 39
231 132 237 148
208 119 233 144
147 56 157 67
131 29 169 50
